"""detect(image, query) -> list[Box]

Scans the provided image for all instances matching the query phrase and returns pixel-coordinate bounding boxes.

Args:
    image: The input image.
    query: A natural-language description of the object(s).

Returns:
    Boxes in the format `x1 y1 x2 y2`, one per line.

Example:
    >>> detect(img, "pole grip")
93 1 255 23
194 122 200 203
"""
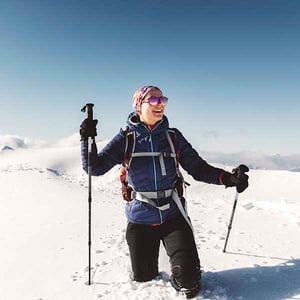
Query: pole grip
86 103 94 121
81 103 94 121
233 164 249 179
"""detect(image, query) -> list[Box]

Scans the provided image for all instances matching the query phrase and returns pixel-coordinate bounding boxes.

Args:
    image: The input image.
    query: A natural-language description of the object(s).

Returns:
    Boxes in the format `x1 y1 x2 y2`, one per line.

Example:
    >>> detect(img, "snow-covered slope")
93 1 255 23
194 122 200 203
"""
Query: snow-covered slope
0 137 300 300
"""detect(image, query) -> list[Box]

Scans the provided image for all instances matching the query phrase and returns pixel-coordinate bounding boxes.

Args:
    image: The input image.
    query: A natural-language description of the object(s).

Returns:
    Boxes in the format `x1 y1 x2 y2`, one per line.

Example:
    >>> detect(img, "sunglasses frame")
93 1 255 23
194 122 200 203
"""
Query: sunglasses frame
142 96 168 106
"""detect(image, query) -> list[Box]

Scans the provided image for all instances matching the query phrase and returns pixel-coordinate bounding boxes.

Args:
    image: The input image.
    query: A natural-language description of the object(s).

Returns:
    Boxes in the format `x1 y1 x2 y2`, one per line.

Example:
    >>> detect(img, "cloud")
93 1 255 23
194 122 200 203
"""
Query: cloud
0 134 47 149
53 133 81 147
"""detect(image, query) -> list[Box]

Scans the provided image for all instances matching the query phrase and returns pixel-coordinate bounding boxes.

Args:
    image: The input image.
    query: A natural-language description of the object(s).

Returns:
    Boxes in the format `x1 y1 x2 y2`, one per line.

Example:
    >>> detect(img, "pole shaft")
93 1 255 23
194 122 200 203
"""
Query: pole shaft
223 191 239 252
88 137 93 285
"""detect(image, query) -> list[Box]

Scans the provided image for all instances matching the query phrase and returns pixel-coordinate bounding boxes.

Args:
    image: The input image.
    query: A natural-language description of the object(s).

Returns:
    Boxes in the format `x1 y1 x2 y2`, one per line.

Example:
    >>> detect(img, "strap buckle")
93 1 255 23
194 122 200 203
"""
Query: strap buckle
157 190 167 198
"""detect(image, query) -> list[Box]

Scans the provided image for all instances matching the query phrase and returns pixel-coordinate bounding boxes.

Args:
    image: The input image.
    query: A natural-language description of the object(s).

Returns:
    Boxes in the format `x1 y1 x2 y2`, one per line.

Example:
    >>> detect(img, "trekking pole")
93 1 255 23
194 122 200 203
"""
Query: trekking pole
81 103 95 285
223 164 249 253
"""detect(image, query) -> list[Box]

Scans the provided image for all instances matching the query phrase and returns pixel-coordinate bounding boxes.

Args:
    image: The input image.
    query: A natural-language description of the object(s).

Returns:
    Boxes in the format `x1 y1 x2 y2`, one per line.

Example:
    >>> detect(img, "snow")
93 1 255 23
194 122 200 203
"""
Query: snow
0 135 300 300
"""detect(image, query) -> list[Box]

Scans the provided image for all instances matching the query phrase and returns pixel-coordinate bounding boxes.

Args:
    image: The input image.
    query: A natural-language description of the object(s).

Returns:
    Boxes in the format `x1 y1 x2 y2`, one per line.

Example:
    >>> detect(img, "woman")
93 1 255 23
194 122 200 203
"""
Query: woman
80 85 248 298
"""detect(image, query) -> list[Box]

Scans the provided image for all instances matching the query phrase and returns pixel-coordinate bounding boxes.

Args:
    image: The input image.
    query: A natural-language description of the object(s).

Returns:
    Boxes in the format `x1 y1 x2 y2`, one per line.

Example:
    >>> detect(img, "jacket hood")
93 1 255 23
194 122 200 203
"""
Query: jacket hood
127 112 169 134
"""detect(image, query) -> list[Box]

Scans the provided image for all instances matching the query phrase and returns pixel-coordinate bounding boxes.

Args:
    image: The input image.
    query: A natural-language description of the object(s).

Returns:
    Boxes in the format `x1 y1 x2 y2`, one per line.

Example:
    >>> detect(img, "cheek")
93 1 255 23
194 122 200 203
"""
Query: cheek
140 104 150 115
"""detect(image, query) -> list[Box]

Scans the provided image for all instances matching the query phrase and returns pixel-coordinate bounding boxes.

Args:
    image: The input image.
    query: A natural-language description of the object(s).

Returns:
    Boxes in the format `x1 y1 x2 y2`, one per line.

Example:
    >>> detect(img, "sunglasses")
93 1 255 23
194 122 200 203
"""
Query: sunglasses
142 96 168 106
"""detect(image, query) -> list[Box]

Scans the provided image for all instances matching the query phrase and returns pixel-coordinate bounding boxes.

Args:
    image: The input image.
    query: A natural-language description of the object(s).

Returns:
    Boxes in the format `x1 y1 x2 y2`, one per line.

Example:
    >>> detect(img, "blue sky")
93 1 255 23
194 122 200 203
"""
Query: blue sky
0 0 299 154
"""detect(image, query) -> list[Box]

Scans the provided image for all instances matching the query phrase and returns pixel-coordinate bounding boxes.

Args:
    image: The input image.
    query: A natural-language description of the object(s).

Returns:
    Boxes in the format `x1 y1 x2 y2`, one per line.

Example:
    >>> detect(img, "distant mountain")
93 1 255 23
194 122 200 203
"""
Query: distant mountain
200 150 300 172
0 145 14 152
1 134 299 172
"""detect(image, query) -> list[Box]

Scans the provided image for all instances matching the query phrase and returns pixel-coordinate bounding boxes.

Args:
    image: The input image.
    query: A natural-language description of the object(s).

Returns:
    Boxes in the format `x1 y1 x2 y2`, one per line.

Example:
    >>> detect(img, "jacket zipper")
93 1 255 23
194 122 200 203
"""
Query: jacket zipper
145 125 163 224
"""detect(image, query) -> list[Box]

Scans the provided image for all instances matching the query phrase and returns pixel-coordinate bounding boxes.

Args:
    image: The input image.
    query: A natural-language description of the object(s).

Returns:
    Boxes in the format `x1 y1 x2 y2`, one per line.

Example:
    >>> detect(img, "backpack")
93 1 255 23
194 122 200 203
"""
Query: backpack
120 128 188 201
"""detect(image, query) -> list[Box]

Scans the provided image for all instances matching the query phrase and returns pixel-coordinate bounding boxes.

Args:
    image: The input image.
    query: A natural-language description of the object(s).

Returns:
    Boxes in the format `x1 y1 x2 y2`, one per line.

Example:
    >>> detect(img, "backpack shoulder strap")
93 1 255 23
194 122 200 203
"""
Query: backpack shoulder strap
167 128 189 188
166 128 179 164
124 128 136 168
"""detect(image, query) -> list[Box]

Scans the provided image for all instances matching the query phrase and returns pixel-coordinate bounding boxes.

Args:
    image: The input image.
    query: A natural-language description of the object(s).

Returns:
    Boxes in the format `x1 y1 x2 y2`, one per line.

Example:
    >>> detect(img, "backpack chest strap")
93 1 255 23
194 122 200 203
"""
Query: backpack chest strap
131 152 176 176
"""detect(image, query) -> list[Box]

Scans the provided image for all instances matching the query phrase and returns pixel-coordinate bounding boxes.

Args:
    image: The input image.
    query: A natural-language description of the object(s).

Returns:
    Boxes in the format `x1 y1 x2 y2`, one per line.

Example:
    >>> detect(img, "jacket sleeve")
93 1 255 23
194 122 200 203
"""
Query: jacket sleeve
175 129 225 185
81 129 127 176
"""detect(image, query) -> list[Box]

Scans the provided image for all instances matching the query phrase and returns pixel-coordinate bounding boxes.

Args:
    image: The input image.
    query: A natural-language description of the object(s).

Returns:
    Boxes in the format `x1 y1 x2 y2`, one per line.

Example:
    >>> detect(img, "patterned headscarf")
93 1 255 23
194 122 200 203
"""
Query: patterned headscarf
132 85 162 112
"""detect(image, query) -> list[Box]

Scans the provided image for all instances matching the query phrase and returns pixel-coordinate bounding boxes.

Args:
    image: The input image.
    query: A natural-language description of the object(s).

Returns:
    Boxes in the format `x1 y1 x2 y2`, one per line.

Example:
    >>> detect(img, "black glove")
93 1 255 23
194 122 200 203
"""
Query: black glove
79 118 98 141
222 164 249 193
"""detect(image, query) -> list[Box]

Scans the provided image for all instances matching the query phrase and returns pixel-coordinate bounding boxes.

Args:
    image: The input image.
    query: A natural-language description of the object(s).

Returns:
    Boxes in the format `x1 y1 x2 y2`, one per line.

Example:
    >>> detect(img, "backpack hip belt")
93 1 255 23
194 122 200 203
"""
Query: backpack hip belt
133 188 194 231
132 189 173 211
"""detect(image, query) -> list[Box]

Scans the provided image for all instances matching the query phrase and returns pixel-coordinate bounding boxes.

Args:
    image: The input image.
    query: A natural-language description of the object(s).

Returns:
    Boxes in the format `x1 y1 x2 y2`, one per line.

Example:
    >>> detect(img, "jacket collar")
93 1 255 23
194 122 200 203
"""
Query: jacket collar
127 112 169 134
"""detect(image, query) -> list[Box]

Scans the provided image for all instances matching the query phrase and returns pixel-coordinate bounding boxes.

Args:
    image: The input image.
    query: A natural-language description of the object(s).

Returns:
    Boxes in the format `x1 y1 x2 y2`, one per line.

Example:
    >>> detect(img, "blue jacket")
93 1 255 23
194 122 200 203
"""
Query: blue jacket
81 113 225 225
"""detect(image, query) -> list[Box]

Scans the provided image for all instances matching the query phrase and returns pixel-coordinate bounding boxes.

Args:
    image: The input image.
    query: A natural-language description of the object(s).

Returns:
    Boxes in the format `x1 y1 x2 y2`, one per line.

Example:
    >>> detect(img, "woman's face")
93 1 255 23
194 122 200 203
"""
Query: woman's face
139 89 166 126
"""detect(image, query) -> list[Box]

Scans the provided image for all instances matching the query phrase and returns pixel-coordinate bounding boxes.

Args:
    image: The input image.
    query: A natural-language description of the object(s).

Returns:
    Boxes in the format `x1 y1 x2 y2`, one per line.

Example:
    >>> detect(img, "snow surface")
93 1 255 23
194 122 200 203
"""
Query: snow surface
0 135 300 300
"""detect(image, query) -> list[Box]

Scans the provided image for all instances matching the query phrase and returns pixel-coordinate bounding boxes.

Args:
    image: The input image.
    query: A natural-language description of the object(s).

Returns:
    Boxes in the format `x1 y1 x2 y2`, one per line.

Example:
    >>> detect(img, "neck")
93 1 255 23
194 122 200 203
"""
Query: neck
148 124 155 131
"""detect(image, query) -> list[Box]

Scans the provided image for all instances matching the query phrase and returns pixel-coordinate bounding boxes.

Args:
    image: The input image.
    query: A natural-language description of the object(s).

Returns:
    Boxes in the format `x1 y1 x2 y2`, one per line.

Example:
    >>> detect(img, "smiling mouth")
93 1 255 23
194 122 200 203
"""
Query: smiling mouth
153 109 163 113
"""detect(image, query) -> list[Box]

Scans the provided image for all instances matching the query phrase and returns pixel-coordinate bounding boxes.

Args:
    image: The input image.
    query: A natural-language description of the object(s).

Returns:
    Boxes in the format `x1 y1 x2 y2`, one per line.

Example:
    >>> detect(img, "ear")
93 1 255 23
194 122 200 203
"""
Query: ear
136 103 142 114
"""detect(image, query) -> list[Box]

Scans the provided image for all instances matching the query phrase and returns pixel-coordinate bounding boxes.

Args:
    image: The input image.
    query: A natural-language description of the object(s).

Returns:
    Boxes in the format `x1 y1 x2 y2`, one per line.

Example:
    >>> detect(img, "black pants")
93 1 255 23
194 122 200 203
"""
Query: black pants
126 214 200 288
